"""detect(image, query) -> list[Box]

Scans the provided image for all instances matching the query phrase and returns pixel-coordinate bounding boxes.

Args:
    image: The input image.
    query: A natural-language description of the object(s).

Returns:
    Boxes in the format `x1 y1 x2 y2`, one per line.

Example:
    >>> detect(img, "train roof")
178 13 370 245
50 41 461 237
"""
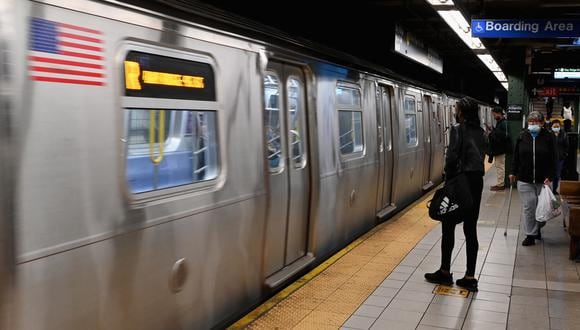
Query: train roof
118 0 489 104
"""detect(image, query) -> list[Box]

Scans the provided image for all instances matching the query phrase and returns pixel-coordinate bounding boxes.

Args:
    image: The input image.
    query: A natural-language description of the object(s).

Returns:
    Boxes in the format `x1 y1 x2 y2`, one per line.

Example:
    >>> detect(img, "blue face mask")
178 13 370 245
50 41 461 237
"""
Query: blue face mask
553 127 561 133
528 124 540 138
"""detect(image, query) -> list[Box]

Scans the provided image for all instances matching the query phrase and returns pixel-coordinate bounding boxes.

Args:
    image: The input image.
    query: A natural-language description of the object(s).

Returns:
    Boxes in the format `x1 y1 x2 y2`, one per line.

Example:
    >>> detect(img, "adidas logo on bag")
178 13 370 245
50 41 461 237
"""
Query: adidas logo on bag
439 196 458 215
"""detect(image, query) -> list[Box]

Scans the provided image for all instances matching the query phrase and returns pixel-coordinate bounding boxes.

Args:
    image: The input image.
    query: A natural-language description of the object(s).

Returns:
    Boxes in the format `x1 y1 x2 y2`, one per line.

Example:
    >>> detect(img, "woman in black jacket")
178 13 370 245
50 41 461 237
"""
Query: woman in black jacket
551 120 569 194
425 97 486 291
509 111 557 246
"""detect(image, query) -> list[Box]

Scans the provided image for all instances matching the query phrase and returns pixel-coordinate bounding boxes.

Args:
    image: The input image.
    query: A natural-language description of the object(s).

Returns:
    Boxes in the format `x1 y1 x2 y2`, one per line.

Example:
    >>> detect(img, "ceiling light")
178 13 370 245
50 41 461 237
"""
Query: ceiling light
425 0 507 91
493 71 507 82
477 54 502 72
437 10 485 49
426 0 454 6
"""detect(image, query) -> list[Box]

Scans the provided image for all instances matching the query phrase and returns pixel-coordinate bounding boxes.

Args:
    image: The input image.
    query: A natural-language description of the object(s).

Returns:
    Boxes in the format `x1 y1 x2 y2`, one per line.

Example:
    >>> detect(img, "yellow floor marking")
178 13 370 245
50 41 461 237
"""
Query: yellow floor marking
433 285 470 298
232 163 495 329
229 191 439 329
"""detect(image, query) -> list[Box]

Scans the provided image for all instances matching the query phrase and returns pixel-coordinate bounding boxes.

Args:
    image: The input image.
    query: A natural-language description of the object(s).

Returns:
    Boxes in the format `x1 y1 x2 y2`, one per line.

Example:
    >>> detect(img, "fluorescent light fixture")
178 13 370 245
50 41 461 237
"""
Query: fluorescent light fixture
493 71 507 82
426 0 454 5
437 10 485 50
425 1 507 90
477 54 502 72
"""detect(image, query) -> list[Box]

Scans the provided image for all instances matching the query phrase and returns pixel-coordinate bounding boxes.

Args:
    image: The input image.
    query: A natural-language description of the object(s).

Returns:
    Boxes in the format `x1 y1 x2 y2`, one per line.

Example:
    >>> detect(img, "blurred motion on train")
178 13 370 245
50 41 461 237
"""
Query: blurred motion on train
0 0 495 328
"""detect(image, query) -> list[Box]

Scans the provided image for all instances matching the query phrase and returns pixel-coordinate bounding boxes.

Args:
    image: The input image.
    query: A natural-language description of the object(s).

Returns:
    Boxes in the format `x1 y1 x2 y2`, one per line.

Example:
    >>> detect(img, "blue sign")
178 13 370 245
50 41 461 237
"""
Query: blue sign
471 19 580 38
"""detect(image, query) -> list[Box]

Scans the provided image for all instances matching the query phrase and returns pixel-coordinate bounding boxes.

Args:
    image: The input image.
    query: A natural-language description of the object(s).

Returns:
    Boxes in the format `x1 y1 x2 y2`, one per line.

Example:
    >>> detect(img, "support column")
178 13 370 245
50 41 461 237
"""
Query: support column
505 48 528 187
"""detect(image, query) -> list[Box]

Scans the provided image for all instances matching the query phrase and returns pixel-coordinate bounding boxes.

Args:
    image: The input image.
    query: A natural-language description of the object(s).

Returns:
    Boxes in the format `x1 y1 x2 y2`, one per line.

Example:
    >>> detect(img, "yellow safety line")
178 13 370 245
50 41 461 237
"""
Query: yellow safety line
228 236 367 330
230 157 495 329
228 190 437 329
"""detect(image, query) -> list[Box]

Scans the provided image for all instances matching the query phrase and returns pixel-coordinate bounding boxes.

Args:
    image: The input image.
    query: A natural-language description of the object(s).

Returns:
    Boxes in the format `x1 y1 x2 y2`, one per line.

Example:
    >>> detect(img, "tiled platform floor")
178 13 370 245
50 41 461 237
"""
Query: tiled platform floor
243 166 580 330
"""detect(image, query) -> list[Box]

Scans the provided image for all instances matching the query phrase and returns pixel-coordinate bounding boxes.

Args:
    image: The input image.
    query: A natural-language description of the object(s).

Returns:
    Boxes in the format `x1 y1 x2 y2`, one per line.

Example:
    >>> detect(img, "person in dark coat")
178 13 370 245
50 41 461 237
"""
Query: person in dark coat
487 107 509 191
509 111 557 246
546 96 554 120
551 120 569 194
425 97 486 291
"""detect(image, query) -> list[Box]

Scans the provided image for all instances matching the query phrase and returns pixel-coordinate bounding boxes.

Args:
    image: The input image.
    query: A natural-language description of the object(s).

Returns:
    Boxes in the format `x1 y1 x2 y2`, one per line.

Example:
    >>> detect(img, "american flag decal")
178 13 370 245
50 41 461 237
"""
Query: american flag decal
29 17 106 86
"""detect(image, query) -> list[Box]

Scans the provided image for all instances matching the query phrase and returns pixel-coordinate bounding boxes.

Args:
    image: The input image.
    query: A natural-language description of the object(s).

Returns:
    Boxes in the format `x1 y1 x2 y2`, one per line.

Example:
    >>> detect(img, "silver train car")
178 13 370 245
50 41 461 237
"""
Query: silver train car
0 1 493 329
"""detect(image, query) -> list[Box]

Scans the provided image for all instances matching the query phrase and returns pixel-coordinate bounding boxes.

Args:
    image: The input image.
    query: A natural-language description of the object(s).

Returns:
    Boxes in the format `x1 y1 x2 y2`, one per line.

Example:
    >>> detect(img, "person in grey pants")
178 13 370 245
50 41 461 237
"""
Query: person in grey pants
509 111 557 246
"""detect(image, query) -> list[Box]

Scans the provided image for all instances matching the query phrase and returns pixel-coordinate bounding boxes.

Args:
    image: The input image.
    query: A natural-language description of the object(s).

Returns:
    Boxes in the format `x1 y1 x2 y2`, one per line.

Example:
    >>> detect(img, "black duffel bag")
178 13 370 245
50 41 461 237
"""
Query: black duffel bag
428 173 473 223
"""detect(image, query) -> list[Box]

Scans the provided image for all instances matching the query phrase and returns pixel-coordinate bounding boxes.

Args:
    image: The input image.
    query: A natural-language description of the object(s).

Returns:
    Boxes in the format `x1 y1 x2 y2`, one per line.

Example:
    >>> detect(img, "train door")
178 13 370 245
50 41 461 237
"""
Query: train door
376 85 395 217
430 101 445 183
422 95 434 190
263 61 311 284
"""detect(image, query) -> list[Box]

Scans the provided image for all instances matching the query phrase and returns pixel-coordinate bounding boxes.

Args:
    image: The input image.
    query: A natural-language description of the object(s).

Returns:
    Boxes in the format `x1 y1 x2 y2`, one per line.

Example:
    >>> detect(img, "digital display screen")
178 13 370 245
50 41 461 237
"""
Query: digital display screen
124 51 216 100
554 68 580 79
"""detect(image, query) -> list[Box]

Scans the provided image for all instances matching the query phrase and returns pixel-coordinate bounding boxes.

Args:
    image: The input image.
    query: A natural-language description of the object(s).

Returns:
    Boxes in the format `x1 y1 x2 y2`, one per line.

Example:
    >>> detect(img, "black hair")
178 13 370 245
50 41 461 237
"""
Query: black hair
492 106 503 114
457 97 480 127
552 119 561 126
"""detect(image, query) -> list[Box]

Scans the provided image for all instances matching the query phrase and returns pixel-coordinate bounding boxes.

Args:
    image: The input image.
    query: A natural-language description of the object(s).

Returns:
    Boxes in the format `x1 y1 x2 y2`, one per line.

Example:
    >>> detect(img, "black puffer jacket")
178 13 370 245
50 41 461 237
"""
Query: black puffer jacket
511 129 557 184
553 131 569 161
445 124 486 179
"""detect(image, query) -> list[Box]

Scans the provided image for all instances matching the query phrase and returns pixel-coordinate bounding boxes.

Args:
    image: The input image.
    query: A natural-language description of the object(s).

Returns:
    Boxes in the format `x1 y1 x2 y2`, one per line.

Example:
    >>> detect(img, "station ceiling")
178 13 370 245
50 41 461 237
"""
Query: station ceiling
139 0 580 104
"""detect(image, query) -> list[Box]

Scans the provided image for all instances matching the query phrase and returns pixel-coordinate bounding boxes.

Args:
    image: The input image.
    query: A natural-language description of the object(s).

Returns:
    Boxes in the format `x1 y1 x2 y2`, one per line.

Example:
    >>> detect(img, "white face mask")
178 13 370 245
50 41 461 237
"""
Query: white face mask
553 127 561 133
528 124 540 134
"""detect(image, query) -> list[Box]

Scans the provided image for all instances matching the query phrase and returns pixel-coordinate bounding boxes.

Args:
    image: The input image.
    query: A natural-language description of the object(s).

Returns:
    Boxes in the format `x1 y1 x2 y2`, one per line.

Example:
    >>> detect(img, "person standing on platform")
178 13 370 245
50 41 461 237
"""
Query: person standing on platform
551 120 569 194
488 107 509 191
562 102 574 132
424 97 486 291
509 111 557 246
546 96 554 120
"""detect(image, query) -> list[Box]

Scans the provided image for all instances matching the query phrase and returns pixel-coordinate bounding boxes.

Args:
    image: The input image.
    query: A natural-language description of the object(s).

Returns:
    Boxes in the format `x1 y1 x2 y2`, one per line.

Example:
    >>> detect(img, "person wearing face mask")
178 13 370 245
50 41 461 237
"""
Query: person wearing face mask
509 111 557 246
551 120 569 194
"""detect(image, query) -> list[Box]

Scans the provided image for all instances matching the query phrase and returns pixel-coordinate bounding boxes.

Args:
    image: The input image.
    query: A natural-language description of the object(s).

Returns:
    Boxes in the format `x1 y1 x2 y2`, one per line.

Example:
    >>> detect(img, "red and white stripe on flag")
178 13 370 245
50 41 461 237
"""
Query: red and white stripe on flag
29 17 106 86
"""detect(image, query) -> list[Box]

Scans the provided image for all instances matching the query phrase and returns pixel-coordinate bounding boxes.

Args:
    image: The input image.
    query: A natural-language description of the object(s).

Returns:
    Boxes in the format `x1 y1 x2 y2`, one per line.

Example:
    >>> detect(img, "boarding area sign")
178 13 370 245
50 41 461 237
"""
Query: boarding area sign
471 19 580 38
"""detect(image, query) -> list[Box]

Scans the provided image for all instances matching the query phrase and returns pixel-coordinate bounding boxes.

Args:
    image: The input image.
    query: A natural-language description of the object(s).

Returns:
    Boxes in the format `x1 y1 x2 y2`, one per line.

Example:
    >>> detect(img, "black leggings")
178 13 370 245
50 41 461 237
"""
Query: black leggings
440 172 483 277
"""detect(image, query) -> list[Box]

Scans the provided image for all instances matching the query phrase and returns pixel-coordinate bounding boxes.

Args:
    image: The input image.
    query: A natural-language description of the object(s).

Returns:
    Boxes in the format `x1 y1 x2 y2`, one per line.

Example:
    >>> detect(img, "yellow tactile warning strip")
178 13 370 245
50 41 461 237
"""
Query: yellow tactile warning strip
230 159 495 330
230 193 439 330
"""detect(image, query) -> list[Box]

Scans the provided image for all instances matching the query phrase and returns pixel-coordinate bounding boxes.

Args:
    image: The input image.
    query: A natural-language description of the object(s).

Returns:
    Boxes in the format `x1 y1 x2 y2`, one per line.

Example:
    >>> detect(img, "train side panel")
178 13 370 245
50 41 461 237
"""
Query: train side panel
2 1 455 329
15 2 266 329
309 65 379 257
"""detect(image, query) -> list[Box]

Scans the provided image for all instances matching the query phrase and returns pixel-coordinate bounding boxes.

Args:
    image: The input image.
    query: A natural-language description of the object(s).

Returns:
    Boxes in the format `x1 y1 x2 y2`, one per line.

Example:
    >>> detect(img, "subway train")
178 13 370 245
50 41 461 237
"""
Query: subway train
0 1 495 329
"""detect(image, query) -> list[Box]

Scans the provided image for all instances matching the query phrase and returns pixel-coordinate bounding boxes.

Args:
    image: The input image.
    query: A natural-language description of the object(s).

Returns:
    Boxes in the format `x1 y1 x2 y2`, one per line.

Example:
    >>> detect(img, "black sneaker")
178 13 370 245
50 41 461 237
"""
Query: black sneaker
456 277 478 291
522 236 535 246
424 270 453 285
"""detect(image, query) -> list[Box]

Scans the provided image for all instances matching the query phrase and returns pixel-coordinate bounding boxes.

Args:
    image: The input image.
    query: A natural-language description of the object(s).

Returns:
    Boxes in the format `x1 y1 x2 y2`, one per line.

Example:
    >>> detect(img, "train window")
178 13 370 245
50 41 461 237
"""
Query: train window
336 87 361 107
404 96 418 146
287 77 306 168
336 86 363 156
339 111 363 154
264 73 283 172
124 110 218 194
122 49 219 196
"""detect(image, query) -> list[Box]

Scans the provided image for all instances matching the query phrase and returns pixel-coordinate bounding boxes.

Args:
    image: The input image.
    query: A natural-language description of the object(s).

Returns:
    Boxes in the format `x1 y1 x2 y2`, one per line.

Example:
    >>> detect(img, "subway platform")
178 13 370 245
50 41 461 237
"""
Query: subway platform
231 165 580 330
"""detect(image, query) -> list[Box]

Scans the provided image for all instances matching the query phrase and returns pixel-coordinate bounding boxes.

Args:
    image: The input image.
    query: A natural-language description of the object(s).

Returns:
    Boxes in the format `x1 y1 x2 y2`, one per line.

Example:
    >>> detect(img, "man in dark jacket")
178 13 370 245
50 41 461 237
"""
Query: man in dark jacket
509 111 557 246
488 107 509 191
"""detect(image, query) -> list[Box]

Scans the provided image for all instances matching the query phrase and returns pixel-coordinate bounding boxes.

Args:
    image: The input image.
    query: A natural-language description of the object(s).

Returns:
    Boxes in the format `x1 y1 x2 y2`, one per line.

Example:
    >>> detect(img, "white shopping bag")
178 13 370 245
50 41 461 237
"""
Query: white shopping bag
536 184 562 222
